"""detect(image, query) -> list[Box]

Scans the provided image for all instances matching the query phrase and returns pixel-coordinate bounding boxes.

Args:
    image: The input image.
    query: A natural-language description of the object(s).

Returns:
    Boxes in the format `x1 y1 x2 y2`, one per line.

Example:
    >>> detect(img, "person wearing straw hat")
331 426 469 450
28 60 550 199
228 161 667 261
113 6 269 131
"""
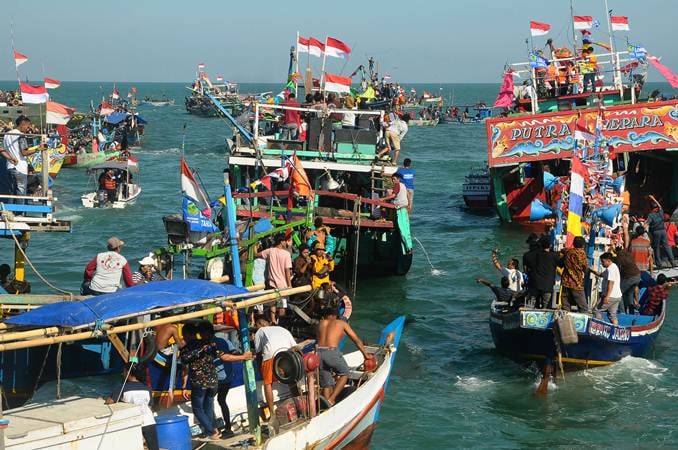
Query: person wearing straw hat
132 255 159 284
82 236 136 295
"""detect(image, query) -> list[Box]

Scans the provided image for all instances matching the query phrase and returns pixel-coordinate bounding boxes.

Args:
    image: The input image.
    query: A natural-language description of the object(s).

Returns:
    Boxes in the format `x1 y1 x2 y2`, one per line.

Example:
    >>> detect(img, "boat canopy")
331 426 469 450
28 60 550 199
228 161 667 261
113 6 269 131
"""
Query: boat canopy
5 279 248 327
104 112 147 125
87 161 140 173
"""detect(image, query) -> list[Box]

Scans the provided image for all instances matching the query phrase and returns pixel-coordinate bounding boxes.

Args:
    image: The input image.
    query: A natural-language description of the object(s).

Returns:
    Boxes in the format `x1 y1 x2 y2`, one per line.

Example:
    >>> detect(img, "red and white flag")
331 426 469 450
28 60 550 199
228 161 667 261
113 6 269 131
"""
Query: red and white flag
44 77 61 89
252 161 292 191
46 101 75 125
298 36 325 57
530 21 550 36
297 36 310 53
19 82 49 104
13 51 28 68
573 16 593 30
100 101 114 116
111 87 120 100
216 75 223 82
181 158 210 206
324 37 351 58
610 16 630 31
324 73 352 94
574 118 596 142
197 62 206 70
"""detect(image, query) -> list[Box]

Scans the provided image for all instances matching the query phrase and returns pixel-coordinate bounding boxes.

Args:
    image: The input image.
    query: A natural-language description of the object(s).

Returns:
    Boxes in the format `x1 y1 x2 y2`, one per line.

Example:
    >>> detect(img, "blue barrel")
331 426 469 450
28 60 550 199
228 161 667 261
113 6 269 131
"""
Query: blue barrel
155 414 191 450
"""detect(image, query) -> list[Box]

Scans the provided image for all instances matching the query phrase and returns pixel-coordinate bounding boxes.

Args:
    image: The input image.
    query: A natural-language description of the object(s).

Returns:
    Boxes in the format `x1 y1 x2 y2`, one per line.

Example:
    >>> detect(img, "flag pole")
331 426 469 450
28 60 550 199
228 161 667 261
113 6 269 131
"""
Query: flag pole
10 19 20 87
569 0 577 55
604 0 623 97
294 31 300 97
320 37 328 95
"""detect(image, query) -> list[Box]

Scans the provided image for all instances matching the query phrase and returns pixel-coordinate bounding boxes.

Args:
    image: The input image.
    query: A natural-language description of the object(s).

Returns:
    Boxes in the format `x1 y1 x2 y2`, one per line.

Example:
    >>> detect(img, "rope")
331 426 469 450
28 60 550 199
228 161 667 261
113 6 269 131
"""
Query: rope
26 344 52 404
0 206 74 298
55 343 63 399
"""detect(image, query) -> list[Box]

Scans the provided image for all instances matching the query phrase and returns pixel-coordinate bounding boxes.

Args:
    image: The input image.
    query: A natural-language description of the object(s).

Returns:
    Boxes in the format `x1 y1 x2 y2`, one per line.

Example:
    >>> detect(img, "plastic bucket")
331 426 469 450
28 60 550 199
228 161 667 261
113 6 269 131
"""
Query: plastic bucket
155 414 191 450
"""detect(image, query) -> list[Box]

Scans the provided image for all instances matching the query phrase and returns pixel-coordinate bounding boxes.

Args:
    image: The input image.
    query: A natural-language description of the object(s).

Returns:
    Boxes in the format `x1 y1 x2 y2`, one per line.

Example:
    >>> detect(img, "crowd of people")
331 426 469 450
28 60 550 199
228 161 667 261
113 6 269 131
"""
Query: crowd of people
478 225 675 324
85 230 370 445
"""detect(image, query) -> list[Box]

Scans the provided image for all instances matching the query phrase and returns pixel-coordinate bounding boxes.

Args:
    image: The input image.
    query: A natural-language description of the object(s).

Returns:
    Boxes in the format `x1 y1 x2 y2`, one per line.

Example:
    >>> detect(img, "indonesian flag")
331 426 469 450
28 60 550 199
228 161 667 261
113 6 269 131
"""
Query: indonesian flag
44 77 61 89
111 87 120 100
530 21 550 36
197 62 206 70
181 158 210 207
304 38 324 57
573 16 593 30
100 101 114 116
611 16 630 31
13 51 28 68
324 37 351 58
126 154 139 167
216 75 223 82
574 118 596 142
19 82 49 104
251 161 291 191
46 101 74 125
324 73 352 93
297 36 310 53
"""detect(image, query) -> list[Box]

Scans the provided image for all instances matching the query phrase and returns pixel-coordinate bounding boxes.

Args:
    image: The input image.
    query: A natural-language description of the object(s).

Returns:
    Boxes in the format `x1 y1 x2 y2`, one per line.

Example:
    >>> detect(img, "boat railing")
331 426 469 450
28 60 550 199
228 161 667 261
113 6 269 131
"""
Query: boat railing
0 195 71 232
509 50 644 113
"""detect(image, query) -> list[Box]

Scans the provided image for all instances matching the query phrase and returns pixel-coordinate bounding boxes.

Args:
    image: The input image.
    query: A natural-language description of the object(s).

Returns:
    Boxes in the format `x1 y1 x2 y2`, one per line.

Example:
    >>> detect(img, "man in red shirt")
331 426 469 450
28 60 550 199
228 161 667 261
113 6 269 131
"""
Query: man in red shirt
664 213 678 258
83 236 136 295
281 93 301 140
642 274 674 316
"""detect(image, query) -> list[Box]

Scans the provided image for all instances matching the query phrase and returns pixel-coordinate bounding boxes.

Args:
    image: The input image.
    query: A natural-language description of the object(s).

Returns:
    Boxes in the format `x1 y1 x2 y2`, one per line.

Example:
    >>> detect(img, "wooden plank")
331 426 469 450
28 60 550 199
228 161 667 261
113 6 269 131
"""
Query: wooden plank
108 333 130 363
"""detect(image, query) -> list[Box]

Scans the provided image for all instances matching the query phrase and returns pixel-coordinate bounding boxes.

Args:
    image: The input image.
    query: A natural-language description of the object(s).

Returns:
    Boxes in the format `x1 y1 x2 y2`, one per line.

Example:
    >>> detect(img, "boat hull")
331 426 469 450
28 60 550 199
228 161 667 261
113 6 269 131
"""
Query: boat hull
489 307 664 368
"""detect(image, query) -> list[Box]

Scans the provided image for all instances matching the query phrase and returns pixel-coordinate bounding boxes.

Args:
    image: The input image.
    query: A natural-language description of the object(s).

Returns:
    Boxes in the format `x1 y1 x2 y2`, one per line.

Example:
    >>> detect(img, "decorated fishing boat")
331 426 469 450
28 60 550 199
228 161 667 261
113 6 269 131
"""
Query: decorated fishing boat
486 10 678 225
462 166 494 209
488 100 672 392
185 66 243 117
81 160 141 208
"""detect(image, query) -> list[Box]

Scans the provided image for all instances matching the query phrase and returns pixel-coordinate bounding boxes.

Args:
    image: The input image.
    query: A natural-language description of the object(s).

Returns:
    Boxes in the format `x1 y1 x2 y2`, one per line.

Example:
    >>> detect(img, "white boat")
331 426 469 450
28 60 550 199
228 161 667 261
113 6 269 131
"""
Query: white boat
81 160 141 209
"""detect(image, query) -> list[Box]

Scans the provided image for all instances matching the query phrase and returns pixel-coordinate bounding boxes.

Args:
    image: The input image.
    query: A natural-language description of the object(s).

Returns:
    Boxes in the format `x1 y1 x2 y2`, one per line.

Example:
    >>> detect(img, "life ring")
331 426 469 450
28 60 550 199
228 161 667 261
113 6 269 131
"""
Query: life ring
136 332 158 365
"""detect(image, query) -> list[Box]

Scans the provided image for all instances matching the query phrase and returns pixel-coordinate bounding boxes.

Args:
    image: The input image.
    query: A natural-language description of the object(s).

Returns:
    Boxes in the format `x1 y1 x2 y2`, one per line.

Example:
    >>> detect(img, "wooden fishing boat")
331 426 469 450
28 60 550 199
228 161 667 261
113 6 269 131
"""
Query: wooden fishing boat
140 96 175 107
26 144 68 179
462 166 494 209
81 160 141 209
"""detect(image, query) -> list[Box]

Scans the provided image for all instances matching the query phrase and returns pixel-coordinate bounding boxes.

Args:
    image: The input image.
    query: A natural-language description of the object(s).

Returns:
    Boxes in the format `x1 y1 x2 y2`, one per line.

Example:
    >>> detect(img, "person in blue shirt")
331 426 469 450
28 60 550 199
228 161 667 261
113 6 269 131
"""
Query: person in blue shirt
395 158 415 214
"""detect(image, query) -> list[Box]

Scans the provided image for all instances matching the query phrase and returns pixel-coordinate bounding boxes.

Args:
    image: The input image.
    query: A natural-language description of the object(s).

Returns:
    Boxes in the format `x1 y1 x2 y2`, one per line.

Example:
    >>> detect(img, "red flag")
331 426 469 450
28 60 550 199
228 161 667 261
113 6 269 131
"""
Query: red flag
324 37 351 58
573 16 593 30
44 77 61 89
610 16 629 31
530 21 550 36
13 51 28 68
19 82 49 104
111 87 120 100
46 101 75 125
324 73 352 93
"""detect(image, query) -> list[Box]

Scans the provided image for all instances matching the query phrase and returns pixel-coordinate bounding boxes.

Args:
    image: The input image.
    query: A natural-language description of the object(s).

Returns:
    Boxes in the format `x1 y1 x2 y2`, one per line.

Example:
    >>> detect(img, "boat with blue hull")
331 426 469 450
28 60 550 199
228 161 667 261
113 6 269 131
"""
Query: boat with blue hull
489 301 665 369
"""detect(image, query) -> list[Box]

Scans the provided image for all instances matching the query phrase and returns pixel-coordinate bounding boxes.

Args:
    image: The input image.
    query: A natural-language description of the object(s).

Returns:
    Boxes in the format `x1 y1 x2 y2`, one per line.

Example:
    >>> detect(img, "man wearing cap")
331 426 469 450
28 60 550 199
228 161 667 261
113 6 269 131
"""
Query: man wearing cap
132 256 159 285
82 237 136 295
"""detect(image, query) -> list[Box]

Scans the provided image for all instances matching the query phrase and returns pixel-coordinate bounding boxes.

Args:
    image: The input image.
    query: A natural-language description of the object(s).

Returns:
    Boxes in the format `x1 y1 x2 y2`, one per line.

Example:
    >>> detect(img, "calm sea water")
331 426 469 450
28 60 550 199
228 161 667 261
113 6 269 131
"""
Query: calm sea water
2 81 678 448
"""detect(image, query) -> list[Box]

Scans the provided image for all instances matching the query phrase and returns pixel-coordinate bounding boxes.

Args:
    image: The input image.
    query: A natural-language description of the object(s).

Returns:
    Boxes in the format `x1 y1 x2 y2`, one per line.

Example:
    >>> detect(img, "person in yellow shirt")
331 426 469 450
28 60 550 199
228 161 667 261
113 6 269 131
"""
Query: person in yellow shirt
310 242 334 288
582 48 598 93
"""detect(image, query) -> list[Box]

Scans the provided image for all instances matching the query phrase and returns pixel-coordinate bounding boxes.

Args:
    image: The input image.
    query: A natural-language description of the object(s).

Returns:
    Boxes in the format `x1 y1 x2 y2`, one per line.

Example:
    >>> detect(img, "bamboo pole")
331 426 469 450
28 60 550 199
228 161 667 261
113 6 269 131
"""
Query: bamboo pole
0 285 311 351
0 326 60 342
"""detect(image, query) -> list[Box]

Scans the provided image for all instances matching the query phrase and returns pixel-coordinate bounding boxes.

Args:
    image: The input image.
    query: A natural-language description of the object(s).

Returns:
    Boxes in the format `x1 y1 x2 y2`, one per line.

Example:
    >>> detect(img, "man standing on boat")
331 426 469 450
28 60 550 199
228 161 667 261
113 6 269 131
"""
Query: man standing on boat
395 158 415 214
255 234 293 323
647 195 676 268
531 237 560 309
591 253 623 326
82 236 136 295
280 93 301 139
2 116 44 204
560 236 590 313
491 250 523 292
316 298 371 405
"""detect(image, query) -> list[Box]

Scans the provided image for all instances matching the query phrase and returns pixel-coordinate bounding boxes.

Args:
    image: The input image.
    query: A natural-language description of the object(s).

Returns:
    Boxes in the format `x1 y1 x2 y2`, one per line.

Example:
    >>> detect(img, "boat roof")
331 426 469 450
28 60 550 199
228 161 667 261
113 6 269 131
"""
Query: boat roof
5 279 248 327
88 161 140 172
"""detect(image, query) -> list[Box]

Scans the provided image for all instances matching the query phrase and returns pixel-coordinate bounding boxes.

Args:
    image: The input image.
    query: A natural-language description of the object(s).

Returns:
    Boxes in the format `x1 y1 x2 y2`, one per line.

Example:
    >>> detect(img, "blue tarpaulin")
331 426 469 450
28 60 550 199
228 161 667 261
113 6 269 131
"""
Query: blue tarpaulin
104 112 147 125
5 279 248 328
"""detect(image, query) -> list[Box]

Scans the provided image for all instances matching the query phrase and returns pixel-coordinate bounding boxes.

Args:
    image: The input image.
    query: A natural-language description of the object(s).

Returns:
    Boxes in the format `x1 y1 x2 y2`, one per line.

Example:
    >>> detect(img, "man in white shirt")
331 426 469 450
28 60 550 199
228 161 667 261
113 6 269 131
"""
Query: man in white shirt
1 116 41 202
381 174 409 210
491 249 524 292
254 315 296 419
377 114 410 163
593 252 623 325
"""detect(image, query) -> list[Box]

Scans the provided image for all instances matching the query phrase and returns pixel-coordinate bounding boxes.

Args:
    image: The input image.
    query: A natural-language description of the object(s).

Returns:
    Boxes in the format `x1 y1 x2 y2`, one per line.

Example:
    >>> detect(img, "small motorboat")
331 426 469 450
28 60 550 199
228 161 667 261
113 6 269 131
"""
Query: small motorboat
140 96 175 107
81 160 141 209
462 166 494 209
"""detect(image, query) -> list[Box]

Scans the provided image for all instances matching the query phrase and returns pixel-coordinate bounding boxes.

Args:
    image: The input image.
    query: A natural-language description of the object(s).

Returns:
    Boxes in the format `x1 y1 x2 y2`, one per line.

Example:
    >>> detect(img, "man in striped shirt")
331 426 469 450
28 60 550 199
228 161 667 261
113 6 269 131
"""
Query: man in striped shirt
629 226 654 273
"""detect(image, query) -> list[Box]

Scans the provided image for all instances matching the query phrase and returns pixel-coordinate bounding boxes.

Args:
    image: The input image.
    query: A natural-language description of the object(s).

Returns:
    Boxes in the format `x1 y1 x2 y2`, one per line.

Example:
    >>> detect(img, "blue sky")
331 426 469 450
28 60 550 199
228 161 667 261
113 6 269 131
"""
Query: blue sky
2 0 675 83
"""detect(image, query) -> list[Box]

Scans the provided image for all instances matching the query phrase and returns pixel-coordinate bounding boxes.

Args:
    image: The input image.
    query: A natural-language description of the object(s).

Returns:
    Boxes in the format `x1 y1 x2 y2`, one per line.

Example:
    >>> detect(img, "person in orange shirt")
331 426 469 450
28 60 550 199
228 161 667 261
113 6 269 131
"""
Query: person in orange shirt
582 48 598 93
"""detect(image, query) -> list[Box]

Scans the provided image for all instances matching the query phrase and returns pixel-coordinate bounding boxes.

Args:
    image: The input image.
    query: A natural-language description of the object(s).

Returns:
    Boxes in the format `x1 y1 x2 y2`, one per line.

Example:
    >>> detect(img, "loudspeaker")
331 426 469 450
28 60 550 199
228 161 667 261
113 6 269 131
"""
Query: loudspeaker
529 199 556 221
543 172 559 191
592 203 622 226
333 128 378 145
612 175 625 194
